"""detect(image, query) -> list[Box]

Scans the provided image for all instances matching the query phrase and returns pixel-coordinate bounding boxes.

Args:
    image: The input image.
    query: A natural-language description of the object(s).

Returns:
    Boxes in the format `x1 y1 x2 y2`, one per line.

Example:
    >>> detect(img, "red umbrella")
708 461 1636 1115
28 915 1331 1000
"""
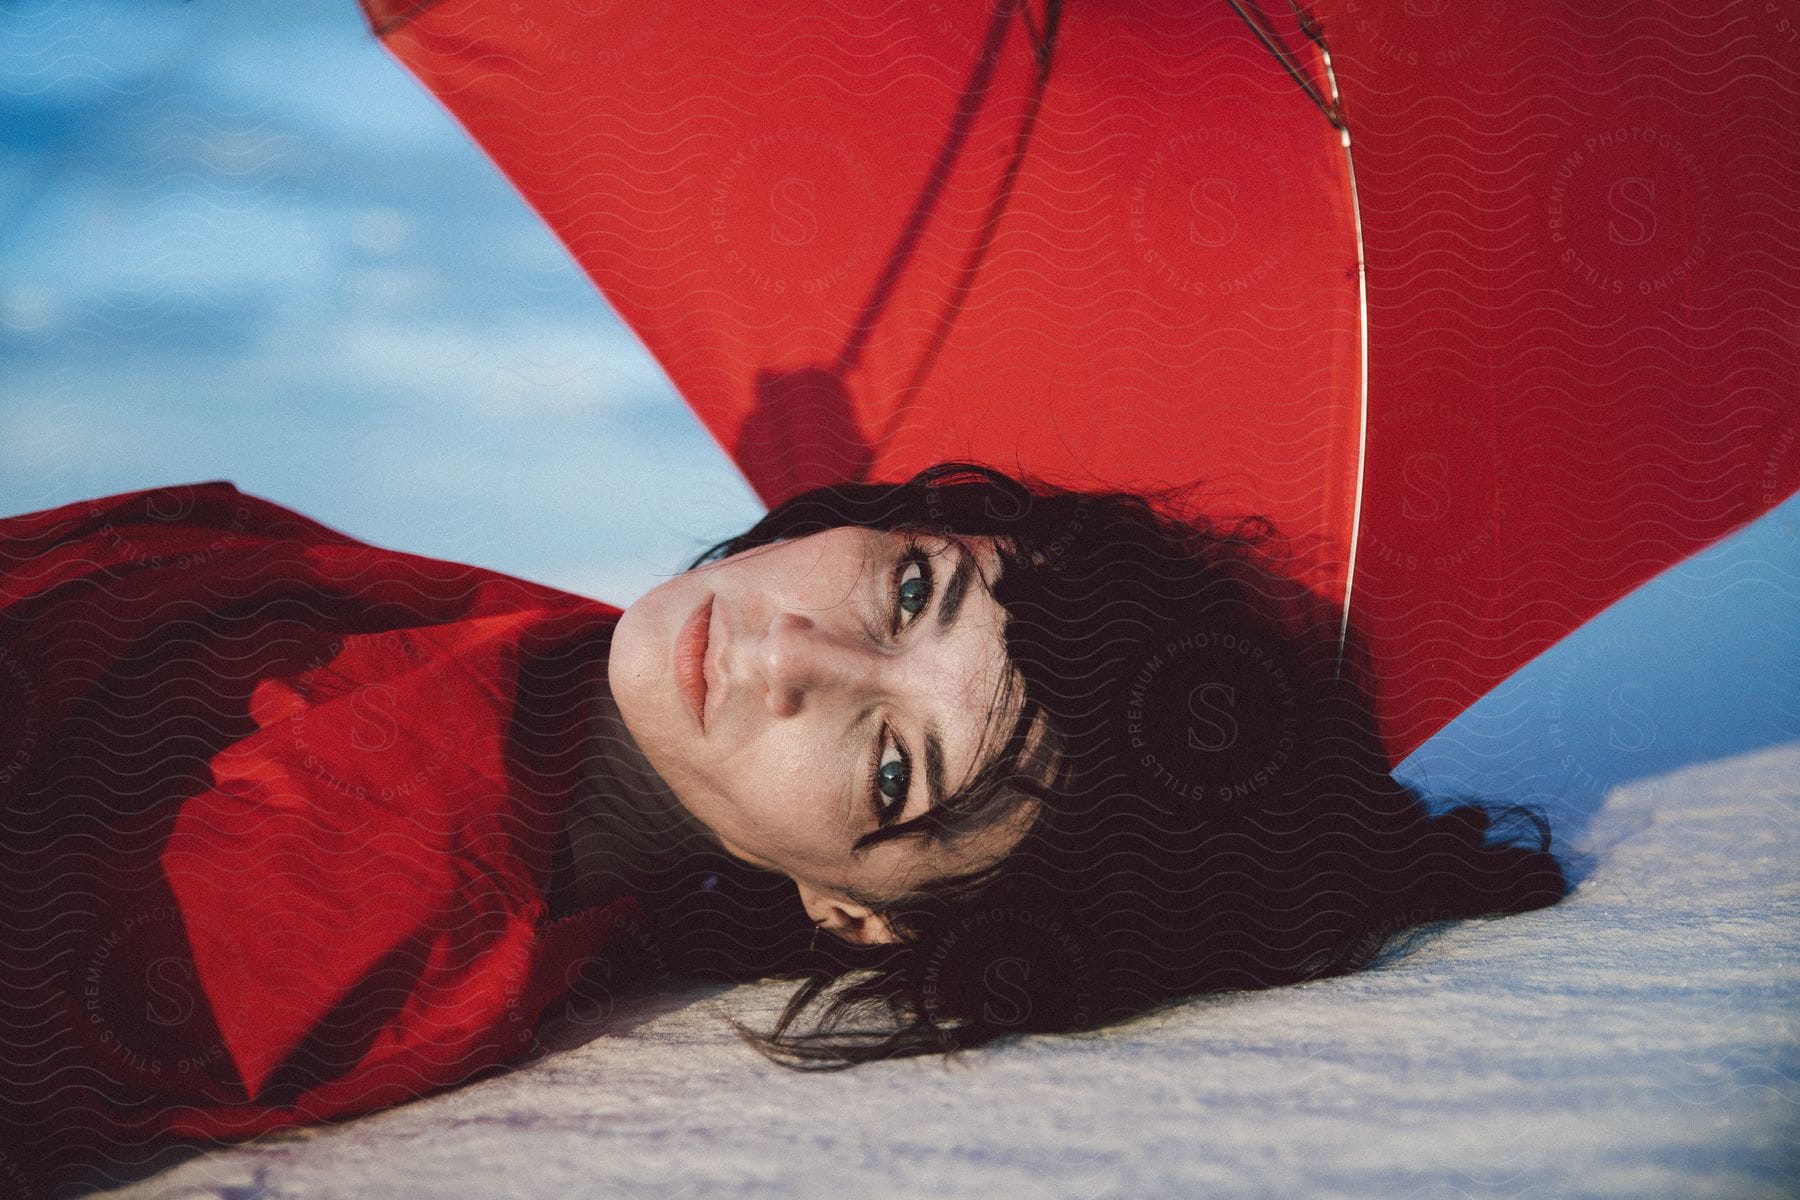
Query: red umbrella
361 0 1798 764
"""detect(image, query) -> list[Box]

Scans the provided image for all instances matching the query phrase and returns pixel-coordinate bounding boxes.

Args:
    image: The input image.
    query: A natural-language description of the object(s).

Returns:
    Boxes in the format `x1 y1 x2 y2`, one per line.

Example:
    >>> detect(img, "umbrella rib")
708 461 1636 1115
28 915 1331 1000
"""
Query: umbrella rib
883 1 1064 442
1224 0 1345 131
831 2 1019 379
1311 27 1369 680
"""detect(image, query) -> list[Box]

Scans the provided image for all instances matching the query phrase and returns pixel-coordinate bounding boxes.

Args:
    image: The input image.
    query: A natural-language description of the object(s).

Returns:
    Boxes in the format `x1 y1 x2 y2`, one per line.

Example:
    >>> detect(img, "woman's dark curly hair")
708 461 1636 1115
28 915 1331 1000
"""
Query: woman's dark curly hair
628 462 1569 1066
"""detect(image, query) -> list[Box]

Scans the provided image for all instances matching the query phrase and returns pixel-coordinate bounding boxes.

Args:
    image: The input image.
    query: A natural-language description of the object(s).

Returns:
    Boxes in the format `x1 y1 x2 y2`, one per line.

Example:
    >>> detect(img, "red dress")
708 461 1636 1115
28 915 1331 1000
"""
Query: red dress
0 483 643 1182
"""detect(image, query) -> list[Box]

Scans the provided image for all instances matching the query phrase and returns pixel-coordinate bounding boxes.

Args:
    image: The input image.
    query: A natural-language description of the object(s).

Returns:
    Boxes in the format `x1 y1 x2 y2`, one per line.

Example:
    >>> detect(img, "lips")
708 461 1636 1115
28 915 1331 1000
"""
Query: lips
675 594 713 730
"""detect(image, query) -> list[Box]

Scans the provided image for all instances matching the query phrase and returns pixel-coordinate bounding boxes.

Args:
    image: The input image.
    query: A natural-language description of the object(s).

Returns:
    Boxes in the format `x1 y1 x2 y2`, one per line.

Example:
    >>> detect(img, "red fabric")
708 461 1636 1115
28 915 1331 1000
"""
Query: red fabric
1306 0 1800 758
363 0 1800 763
365 0 1361 584
0 484 637 1180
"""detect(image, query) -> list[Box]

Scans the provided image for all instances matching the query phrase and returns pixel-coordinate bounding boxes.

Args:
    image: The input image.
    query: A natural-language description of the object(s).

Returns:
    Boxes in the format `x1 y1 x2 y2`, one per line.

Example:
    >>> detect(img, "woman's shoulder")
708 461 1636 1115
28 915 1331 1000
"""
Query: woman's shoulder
0 483 638 1160
2 481 623 622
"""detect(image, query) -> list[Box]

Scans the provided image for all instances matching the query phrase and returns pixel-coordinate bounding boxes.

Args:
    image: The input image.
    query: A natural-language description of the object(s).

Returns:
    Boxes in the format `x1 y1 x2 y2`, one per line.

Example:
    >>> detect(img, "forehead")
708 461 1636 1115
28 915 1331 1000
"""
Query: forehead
806 528 1035 886
716 524 1045 896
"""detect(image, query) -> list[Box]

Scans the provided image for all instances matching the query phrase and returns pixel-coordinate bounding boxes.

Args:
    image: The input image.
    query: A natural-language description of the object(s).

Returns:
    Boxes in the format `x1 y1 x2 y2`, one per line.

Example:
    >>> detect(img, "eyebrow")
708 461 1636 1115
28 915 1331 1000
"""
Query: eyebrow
937 543 973 634
923 727 947 816
920 542 976 814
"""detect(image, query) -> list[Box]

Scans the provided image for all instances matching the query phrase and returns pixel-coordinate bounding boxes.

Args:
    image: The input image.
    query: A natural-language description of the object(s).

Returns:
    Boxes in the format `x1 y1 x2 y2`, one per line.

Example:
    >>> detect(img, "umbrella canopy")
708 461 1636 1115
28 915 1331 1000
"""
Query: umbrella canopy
361 0 1798 764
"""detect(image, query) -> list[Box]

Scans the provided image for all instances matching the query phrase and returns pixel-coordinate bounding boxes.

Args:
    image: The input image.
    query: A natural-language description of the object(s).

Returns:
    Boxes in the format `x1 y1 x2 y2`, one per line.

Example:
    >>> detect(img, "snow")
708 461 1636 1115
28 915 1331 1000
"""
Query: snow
54 742 1798 1200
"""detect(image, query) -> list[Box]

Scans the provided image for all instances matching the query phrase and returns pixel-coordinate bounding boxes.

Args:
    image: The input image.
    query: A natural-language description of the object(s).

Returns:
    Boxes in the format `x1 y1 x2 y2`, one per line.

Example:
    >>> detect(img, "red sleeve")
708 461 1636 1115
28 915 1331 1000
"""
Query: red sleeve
1 484 634 1179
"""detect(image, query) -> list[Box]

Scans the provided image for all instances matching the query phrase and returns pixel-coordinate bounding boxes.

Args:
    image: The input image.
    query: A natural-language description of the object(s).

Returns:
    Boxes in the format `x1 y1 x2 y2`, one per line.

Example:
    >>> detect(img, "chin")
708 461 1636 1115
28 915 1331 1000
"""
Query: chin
606 599 674 739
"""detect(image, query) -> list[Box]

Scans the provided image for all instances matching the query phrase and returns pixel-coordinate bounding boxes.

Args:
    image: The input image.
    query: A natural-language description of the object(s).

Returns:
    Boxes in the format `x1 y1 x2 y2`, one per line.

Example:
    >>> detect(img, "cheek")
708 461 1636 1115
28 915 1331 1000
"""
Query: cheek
608 592 705 795
725 730 858 863
608 604 669 722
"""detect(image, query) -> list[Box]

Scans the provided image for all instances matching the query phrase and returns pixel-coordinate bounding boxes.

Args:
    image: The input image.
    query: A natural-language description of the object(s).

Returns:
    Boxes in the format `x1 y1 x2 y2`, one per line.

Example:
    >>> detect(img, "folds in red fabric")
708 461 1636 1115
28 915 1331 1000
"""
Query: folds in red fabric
0 484 637 1185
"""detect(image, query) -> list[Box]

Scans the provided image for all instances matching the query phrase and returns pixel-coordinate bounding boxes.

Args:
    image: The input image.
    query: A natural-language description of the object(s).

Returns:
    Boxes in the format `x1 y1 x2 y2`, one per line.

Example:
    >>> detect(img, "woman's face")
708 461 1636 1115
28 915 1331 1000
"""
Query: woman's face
608 527 1039 944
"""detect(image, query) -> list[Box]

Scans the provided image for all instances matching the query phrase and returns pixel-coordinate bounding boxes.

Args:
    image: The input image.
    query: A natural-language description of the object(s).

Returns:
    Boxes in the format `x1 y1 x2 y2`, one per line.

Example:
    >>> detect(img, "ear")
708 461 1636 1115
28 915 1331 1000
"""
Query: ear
794 879 902 946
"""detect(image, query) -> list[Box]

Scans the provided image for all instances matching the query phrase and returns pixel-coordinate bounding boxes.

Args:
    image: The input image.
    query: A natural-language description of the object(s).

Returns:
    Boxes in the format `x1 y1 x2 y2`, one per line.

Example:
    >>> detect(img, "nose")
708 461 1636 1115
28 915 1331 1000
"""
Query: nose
759 611 877 717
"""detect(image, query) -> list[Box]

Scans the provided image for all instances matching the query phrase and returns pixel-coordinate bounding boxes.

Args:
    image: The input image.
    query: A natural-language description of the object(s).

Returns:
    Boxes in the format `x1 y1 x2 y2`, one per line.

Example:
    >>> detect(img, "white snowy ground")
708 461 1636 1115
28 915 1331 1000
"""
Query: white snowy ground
64 741 1797 1200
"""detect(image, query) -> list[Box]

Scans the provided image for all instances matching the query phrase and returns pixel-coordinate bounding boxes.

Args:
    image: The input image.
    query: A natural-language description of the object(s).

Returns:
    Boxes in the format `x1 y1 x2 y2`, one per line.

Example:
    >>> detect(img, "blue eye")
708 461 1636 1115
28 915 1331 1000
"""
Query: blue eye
898 566 929 616
892 547 935 631
870 730 910 824
868 542 933 826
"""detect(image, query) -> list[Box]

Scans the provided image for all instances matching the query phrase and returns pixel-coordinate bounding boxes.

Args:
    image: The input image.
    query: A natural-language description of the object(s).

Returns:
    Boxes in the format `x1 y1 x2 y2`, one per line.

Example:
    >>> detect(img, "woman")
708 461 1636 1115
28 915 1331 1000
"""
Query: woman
635 462 1569 1062
0 462 1567 1186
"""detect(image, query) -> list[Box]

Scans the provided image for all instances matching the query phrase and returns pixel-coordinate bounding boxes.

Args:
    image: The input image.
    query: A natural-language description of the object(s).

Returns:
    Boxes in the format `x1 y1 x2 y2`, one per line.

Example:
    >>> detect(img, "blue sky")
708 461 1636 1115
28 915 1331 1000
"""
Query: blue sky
1 0 764 604
4 0 1795 826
